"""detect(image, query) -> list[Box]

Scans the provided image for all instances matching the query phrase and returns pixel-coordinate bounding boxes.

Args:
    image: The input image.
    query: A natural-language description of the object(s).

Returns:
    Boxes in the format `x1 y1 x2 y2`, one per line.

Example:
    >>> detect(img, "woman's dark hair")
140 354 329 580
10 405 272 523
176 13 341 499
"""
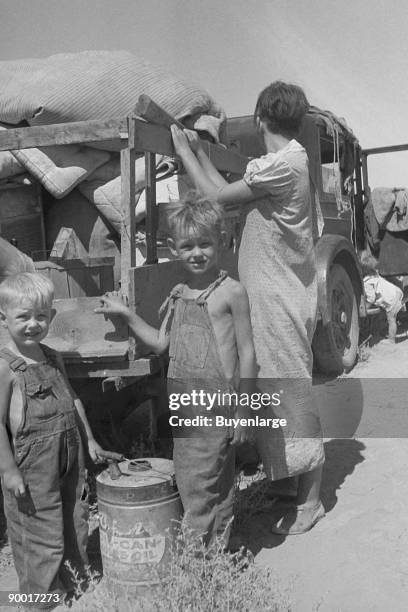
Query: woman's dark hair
254 81 309 138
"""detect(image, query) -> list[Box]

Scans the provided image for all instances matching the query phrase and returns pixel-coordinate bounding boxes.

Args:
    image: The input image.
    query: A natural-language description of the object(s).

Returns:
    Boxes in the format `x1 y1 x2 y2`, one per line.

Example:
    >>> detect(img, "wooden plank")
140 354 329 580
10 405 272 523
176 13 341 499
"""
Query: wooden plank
133 119 248 174
363 143 408 156
35 261 71 298
121 118 137 361
135 95 184 129
0 119 128 151
98 265 115 294
65 356 162 378
145 151 158 264
45 296 129 357
0 183 45 257
49 227 89 261
129 260 185 356
0 116 248 175
67 267 88 298
120 123 136 292
45 339 129 359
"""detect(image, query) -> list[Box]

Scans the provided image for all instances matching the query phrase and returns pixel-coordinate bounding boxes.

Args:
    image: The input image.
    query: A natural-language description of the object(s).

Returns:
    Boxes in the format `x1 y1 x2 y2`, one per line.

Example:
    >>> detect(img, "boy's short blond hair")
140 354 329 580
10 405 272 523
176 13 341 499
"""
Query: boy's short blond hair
359 251 379 277
166 190 225 241
0 272 54 311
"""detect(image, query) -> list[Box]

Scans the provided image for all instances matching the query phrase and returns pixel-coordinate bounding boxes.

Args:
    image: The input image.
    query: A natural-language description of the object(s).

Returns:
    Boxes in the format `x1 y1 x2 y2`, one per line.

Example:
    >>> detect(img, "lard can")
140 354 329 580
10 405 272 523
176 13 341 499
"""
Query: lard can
96 458 182 597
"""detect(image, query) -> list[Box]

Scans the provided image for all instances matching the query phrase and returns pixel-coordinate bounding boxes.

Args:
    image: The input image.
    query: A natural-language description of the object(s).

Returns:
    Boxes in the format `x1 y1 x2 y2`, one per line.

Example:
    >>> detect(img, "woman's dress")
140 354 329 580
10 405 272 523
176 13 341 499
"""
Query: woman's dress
238 139 324 480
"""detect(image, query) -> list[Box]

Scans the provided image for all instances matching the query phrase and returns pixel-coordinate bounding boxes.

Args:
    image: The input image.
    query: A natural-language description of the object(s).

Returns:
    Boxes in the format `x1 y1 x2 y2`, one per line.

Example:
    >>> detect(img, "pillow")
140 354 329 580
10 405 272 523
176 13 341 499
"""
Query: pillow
78 155 172 234
10 144 110 199
83 155 121 183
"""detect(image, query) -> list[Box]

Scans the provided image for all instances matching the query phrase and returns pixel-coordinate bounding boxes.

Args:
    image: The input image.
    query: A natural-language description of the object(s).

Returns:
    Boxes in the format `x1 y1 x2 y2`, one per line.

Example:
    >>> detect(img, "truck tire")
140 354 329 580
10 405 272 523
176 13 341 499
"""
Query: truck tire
313 264 359 374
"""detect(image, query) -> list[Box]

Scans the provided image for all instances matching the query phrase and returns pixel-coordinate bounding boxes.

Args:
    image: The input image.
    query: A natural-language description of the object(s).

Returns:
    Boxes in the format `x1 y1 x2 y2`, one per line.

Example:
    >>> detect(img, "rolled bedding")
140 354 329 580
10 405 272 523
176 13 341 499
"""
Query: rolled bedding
0 50 226 144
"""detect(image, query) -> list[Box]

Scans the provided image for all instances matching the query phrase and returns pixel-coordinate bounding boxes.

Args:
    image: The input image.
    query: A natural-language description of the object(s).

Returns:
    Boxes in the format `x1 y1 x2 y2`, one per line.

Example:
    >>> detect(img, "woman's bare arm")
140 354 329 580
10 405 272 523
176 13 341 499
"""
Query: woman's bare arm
171 125 262 206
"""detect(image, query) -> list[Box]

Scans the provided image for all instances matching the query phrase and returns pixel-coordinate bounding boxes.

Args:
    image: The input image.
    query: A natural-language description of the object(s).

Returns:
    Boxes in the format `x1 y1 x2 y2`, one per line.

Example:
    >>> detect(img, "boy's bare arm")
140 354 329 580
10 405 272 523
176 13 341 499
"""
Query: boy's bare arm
230 284 257 383
56 354 122 462
229 283 257 445
94 293 170 354
0 363 25 496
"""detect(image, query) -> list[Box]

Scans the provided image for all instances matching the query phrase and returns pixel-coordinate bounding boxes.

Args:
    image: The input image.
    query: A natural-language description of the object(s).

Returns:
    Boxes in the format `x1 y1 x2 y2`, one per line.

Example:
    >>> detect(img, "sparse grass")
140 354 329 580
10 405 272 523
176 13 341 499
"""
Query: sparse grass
64 520 291 612
357 341 373 364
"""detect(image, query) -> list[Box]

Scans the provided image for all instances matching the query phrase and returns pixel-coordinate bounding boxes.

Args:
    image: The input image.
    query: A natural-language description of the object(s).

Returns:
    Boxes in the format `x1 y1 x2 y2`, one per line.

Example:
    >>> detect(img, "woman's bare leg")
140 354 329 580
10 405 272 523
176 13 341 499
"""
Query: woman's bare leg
296 465 323 506
271 466 324 535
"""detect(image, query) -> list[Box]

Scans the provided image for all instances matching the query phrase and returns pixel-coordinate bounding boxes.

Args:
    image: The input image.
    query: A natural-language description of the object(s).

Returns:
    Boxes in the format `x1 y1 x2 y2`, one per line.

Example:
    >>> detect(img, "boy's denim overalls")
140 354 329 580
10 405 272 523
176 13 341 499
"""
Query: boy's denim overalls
0 346 88 601
163 271 236 546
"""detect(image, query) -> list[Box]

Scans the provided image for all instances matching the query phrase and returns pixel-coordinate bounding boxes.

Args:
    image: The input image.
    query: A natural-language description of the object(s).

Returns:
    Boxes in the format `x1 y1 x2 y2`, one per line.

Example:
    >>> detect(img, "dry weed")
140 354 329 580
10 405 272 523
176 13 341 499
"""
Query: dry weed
63 520 291 612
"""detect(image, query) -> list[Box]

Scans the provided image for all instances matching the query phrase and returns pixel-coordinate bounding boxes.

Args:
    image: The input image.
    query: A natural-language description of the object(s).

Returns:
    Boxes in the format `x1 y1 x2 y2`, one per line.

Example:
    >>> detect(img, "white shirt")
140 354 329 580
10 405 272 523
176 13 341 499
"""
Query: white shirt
363 274 403 312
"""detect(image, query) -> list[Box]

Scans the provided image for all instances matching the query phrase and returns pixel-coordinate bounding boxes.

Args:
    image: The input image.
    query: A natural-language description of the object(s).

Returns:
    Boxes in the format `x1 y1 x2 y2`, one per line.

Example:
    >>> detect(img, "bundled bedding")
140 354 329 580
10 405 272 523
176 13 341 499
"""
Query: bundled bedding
0 50 226 259
0 50 225 133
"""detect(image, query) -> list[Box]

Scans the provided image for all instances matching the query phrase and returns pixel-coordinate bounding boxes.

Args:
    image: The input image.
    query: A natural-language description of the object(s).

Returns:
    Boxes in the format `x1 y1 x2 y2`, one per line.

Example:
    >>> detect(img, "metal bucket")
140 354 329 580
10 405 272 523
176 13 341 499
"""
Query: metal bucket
96 458 182 598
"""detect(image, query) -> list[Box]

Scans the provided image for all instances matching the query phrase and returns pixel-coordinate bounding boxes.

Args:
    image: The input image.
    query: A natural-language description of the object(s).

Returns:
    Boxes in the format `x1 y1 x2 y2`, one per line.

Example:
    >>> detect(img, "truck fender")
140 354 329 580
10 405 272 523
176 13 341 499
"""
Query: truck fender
315 234 363 325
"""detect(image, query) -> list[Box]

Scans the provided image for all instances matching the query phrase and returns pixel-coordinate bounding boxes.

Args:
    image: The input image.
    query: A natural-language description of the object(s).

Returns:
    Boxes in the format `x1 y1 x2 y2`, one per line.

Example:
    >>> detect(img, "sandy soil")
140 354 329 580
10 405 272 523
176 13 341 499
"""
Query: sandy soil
250 336 408 612
1 334 408 611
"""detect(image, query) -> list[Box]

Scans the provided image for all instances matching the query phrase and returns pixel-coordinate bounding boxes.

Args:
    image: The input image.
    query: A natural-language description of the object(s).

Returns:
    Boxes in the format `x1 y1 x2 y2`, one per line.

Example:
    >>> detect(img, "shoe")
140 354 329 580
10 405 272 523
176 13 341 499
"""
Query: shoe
271 501 325 535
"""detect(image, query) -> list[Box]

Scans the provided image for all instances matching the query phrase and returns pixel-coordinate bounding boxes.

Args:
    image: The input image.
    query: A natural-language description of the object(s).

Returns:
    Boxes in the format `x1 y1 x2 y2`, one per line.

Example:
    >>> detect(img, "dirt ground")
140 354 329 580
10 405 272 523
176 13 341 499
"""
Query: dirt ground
1 322 408 611
250 330 408 611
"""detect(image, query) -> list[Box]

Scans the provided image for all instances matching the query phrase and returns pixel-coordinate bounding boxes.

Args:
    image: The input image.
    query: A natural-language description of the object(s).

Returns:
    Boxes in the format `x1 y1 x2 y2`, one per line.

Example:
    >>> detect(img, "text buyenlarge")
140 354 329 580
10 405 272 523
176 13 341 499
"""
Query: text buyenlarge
169 415 287 428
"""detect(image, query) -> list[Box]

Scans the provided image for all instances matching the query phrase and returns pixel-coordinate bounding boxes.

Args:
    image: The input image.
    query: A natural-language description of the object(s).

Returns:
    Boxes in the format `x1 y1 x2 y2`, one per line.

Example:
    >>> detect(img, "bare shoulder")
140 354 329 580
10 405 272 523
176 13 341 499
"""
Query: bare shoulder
221 277 249 301
207 276 249 317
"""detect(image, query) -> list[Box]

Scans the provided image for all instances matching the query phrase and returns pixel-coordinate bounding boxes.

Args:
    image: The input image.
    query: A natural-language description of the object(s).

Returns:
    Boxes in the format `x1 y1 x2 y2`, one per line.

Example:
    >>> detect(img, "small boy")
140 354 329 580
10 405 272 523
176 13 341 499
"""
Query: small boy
0 272 117 604
361 251 404 342
96 192 257 546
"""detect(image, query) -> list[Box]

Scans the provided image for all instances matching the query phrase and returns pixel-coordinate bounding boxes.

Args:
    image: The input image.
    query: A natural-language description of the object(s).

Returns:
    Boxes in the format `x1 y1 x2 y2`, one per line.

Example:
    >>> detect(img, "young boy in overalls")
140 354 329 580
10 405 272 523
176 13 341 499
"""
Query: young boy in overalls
96 192 257 545
0 272 119 604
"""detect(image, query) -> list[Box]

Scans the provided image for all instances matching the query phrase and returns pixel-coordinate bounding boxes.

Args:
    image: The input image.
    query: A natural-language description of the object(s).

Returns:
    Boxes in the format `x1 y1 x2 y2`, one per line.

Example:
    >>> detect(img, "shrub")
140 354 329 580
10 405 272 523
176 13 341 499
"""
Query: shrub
65 520 291 612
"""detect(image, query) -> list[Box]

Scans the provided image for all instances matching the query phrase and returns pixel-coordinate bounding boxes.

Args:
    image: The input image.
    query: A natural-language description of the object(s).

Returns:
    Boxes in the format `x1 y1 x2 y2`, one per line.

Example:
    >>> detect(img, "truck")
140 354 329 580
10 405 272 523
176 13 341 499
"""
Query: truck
0 102 389 435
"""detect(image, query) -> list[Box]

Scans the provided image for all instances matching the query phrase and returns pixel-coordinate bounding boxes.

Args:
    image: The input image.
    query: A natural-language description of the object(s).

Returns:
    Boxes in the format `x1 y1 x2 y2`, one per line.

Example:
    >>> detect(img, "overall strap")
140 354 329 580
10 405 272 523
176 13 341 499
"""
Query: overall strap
0 348 27 372
197 270 228 304
158 282 185 319
39 344 60 370
159 282 187 336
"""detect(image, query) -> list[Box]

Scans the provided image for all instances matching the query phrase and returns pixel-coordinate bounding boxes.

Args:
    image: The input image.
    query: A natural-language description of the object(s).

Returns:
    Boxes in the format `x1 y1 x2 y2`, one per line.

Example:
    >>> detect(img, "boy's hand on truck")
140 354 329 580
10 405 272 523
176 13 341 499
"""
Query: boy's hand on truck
94 291 130 318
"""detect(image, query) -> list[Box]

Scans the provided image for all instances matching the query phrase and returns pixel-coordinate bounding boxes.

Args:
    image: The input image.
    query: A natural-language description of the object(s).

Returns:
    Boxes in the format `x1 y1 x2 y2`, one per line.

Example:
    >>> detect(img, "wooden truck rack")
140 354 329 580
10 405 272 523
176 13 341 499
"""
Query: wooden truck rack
0 106 248 388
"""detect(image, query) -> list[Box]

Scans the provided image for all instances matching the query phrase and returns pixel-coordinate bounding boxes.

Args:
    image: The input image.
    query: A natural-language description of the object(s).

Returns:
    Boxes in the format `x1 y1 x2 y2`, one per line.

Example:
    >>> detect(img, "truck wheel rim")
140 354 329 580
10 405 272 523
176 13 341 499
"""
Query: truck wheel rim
332 287 350 351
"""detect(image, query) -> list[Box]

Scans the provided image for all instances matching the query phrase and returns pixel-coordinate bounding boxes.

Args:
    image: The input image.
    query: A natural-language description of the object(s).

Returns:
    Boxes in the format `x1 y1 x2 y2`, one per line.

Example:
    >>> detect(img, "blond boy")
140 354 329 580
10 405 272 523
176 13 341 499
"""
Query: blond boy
0 273 115 604
96 193 257 546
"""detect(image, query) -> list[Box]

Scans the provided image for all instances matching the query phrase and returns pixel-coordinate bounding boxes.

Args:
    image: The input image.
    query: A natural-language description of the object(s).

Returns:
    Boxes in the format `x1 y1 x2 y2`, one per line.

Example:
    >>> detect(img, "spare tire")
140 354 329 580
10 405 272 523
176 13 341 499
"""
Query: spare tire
313 264 359 374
